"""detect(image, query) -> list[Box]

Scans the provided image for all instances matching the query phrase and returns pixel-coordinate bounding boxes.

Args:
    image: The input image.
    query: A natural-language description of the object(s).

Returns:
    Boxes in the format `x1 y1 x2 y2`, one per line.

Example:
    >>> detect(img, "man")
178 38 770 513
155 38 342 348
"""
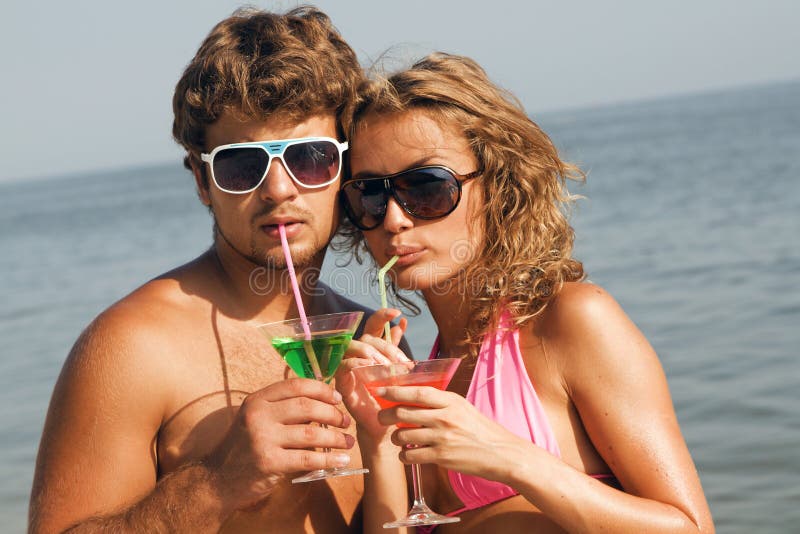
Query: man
29 7 405 533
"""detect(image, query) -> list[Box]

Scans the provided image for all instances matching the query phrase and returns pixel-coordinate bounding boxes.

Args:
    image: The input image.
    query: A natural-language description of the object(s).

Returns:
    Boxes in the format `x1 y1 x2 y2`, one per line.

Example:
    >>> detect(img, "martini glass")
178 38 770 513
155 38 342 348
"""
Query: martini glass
258 311 368 483
353 358 462 528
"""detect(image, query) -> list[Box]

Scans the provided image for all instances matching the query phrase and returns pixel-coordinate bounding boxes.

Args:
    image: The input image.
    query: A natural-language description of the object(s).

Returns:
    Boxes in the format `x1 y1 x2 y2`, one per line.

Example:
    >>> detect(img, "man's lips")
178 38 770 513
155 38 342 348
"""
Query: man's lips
260 219 303 238
261 215 303 226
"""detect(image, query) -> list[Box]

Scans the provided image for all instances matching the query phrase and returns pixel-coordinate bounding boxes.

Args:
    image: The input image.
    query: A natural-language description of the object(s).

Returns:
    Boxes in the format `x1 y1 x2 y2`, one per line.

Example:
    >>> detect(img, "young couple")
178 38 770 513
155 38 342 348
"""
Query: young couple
29 5 713 534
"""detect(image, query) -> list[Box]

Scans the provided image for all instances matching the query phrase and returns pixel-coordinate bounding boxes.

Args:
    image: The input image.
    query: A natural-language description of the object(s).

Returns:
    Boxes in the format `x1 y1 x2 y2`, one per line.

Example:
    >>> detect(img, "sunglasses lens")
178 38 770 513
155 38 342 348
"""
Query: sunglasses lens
394 168 460 218
341 180 388 230
213 147 269 192
341 167 462 229
284 140 341 186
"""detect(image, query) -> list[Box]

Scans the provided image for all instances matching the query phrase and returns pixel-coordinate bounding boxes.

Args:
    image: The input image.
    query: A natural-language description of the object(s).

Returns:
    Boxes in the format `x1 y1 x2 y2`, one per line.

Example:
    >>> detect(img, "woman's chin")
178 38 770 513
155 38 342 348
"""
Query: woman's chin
396 274 460 297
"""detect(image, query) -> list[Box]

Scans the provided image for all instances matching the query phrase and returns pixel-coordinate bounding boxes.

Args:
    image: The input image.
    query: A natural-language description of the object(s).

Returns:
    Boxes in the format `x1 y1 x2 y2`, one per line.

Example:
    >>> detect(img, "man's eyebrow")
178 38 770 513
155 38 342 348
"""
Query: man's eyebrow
351 156 439 180
206 137 258 151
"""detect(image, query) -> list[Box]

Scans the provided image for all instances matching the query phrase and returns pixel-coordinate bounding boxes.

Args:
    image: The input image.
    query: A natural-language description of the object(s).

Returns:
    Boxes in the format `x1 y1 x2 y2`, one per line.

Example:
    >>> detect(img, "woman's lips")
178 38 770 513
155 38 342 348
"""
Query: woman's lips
390 248 425 267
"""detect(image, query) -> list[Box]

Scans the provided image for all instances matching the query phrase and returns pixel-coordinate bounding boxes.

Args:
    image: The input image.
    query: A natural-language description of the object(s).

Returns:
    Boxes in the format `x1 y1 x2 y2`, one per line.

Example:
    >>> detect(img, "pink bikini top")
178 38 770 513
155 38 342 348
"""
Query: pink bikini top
428 311 562 515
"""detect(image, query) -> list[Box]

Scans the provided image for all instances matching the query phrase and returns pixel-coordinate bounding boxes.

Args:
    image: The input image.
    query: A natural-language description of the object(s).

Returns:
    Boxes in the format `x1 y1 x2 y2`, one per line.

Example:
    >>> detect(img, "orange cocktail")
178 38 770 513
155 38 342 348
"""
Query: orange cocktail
353 358 461 528
362 370 454 427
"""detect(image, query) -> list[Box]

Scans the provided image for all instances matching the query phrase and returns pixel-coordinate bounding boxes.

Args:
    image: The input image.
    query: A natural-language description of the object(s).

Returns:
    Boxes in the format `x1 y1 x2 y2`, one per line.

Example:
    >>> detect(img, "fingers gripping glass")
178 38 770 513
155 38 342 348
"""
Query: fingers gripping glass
201 137 348 194
339 166 480 230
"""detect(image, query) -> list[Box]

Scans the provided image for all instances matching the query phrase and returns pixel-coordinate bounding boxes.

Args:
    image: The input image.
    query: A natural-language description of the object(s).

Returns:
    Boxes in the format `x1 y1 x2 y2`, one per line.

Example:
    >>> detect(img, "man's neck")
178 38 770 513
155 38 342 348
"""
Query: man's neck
208 237 325 325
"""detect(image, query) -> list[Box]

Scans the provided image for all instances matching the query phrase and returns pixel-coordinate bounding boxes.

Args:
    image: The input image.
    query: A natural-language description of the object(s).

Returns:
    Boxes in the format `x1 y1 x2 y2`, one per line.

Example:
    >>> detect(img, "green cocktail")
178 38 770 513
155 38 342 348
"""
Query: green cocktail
271 330 353 383
257 311 365 483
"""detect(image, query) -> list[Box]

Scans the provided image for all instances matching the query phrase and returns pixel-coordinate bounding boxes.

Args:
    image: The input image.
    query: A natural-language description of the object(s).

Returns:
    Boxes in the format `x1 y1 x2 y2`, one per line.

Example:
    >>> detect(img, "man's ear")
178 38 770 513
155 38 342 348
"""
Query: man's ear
189 156 212 206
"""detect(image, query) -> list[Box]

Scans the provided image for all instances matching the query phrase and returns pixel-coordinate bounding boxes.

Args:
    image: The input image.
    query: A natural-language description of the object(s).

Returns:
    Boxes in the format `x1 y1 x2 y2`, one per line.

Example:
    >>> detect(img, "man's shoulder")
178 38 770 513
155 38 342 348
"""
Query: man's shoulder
110 252 213 320
77 256 213 359
330 292 376 316
74 286 184 368
100 280 190 333
313 281 377 315
41 266 208 470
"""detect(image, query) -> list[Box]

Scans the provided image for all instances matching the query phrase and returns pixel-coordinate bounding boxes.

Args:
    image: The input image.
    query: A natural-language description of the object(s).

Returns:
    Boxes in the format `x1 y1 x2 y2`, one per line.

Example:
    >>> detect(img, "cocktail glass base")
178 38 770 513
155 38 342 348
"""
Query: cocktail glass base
292 466 370 484
383 503 460 528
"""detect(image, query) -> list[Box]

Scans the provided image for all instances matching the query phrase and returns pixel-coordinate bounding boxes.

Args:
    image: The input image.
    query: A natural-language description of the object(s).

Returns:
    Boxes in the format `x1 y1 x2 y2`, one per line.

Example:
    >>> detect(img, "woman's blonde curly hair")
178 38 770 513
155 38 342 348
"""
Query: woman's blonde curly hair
338 52 586 354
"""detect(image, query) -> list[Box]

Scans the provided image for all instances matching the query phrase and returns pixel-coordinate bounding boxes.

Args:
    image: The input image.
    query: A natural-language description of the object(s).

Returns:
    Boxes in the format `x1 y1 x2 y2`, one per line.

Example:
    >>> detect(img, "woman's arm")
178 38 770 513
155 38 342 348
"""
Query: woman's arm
378 284 714 532
338 309 412 534
507 283 714 532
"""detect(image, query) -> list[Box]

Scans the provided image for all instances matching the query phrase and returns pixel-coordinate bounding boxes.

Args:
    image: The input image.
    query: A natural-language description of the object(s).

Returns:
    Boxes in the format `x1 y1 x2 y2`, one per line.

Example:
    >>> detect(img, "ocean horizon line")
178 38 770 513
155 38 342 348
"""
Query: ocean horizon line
532 75 800 118
3 75 797 188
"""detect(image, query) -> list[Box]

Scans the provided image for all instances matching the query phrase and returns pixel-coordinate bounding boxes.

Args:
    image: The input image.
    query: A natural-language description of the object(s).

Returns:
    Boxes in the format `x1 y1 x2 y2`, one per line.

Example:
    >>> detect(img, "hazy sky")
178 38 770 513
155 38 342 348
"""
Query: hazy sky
2 0 798 183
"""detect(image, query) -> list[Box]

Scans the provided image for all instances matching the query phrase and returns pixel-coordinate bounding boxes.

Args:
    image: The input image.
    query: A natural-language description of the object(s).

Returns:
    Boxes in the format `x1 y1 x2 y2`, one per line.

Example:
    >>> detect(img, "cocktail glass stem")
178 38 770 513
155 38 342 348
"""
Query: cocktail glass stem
383 451 460 528
409 461 431 512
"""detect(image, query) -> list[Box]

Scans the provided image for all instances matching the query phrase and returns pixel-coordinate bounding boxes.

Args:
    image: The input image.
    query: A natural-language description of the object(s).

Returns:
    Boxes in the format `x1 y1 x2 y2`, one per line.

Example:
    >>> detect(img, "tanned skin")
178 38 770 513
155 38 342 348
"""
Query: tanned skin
29 112 406 534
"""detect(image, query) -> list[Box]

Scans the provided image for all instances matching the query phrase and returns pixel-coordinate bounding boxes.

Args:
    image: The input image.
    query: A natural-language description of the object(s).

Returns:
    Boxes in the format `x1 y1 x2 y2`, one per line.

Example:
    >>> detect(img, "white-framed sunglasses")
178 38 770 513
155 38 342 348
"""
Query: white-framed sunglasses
201 136 348 194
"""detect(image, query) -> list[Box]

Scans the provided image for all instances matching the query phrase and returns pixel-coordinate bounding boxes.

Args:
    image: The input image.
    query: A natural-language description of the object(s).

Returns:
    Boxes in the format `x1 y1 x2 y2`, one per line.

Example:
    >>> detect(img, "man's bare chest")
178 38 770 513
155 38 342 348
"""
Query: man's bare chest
152 322 363 532
156 324 289 472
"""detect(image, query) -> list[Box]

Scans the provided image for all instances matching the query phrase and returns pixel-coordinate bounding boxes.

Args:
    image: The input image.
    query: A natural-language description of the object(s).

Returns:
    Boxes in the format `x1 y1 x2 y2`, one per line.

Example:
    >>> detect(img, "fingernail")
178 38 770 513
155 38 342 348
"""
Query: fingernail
344 434 355 448
334 453 350 466
375 387 387 396
333 390 342 402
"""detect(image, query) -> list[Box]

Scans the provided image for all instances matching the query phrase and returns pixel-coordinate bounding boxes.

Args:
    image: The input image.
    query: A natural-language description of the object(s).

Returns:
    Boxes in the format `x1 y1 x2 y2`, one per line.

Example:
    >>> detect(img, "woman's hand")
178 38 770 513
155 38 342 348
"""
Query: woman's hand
336 309 410 444
376 385 534 483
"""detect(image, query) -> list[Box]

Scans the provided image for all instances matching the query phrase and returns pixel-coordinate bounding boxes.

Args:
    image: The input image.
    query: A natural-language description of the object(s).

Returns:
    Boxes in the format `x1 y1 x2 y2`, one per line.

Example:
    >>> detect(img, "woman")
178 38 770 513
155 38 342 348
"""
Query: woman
338 52 714 533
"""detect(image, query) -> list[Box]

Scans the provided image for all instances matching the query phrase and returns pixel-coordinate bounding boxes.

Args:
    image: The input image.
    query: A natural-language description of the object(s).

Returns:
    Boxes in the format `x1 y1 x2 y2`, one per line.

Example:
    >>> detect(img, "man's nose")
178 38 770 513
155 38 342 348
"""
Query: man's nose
258 158 299 203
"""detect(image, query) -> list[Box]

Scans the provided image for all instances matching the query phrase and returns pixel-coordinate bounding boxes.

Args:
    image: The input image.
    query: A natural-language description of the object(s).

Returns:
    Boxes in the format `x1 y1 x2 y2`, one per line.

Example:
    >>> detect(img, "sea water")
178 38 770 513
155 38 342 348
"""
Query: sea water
1 80 798 532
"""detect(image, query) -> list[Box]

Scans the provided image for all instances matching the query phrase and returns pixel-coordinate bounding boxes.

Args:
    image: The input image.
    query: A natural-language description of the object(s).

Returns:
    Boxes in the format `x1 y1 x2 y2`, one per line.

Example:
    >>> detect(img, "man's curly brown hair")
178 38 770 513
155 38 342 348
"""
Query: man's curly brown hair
172 5 363 185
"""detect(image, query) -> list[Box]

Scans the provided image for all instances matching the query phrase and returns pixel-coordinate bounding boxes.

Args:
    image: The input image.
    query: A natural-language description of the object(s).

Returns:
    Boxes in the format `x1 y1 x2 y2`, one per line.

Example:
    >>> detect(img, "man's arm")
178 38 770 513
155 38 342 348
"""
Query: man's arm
58 462 226 533
29 308 174 533
29 307 353 534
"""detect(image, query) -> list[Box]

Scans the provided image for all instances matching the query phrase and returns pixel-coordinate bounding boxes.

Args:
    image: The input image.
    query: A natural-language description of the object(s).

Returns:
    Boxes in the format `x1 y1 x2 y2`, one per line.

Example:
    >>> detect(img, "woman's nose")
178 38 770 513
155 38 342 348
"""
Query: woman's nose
381 197 413 233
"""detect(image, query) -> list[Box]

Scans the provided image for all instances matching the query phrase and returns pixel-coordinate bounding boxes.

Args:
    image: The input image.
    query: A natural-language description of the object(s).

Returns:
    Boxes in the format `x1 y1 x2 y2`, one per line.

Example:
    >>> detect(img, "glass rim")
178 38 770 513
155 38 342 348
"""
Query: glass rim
255 310 364 330
352 357 463 373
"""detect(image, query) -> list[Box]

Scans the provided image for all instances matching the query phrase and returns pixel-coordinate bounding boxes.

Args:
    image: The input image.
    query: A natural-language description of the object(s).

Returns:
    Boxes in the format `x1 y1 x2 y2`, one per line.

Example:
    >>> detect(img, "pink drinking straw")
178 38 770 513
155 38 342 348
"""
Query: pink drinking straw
278 224 311 336
278 224 321 379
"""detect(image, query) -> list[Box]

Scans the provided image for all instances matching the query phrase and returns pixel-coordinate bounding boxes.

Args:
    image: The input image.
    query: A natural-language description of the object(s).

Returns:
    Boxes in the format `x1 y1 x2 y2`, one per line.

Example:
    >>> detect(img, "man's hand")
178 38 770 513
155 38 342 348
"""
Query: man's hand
206 378 355 511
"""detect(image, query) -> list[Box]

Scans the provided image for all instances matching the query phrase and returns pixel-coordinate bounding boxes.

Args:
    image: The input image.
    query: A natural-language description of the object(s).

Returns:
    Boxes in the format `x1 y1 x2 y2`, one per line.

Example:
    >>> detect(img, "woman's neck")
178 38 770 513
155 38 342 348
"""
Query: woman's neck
423 288 471 358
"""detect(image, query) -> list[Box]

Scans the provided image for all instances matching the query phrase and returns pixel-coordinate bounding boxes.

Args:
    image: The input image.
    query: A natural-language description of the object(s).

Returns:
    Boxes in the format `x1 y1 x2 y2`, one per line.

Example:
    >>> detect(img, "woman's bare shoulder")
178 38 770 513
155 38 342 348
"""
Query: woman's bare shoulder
535 281 657 379
538 282 626 335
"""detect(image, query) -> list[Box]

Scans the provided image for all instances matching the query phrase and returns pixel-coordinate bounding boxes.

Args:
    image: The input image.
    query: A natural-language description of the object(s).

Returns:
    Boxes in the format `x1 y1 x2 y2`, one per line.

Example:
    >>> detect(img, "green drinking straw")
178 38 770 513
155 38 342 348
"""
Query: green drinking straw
378 255 400 342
